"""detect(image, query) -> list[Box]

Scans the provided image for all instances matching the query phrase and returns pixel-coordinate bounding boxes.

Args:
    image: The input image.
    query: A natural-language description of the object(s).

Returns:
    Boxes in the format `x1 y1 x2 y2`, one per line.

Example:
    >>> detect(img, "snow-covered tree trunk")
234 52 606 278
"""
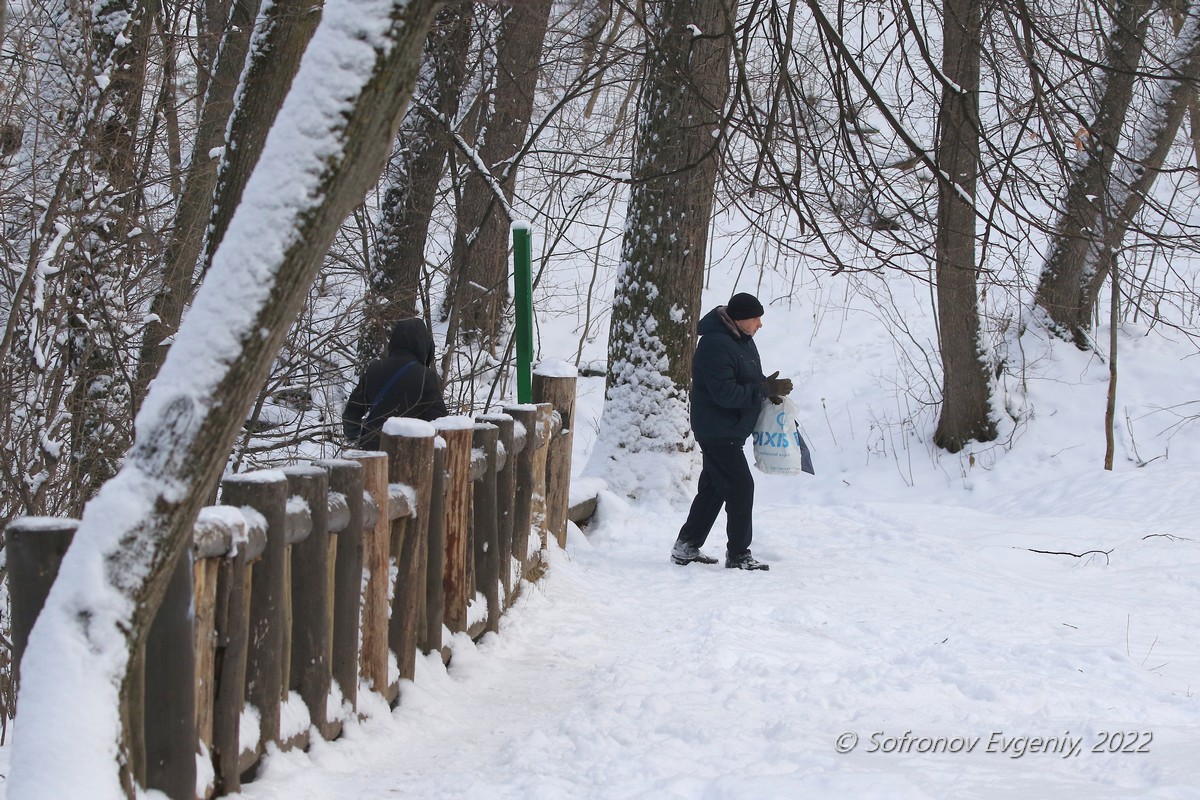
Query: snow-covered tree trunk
1032 0 1155 347
359 5 471 365
7 0 439 796
932 0 997 453
1074 3 1200 328
590 0 733 497
63 0 154 511
202 0 322 266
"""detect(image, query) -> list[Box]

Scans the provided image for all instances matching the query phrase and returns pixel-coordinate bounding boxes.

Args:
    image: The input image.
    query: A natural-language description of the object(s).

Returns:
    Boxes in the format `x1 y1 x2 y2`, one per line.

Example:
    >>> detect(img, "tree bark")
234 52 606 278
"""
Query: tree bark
202 0 322 267
1077 3 1200 324
932 0 997 452
134 0 264 408
7 0 440 795
1031 0 1155 347
447 0 553 346
595 0 733 477
65 0 155 513
358 4 472 365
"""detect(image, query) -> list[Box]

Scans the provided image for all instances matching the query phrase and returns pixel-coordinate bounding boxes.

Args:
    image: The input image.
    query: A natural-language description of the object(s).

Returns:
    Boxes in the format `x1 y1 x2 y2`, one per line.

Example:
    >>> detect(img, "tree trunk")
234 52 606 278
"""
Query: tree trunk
593 0 733 484
1078 3 1200 322
932 0 997 453
134 0 264 408
1032 0 1155 347
65 0 155 513
201 0 322 267
358 4 472 365
6 0 439 795
447 0 553 346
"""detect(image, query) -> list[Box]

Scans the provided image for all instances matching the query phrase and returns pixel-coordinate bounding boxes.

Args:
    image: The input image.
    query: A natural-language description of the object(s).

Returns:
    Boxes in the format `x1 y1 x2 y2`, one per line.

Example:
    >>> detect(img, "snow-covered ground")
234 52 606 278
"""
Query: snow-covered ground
212 253 1200 798
172 436 1200 799
6 249 1200 798
7 193 1200 799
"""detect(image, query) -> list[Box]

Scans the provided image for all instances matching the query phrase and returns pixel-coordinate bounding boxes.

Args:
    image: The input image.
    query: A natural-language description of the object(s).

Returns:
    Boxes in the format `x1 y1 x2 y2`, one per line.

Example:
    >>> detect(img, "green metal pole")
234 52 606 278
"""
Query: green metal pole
512 222 534 403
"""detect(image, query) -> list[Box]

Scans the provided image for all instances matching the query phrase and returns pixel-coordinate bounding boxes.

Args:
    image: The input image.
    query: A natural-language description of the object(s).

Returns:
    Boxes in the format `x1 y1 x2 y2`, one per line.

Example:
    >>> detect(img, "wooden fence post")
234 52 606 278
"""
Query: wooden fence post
220 471 288 763
313 458 365 716
347 451 390 697
434 418 474 633
529 403 553 557
380 421 435 685
283 465 334 739
422 445 446 656
533 372 577 549
193 546 219 794
144 545 197 800
471 422 501 634
195 507 265 795
5 517 78 695
503 406 538 586
480 413 516 606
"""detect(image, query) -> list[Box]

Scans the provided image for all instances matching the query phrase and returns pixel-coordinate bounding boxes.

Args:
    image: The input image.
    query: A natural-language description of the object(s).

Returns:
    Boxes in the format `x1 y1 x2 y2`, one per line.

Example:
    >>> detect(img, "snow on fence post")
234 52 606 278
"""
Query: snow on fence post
313 458 366 717
283 466 335 739
6 517 78 701
421 444 447 657
533 366 577 550
502 405 538 591
434 417 475 633
380 419 435 686
219 471 288 766
346 451 390 698
471 421 501 635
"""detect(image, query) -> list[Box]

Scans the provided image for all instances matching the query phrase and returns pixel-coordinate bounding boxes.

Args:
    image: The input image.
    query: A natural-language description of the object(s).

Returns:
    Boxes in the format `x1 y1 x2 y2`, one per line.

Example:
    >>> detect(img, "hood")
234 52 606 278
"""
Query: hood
697 306 747 340
388 318 437 366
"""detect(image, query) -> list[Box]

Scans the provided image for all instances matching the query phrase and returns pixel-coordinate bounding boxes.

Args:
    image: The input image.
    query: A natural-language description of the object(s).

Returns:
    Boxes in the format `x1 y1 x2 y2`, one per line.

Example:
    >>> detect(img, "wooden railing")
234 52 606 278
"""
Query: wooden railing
5 374 584 799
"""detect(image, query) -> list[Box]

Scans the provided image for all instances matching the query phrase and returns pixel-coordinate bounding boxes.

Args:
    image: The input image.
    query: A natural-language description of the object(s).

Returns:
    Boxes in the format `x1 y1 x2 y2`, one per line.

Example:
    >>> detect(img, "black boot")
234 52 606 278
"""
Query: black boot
671 540 718 565
725 550 769 571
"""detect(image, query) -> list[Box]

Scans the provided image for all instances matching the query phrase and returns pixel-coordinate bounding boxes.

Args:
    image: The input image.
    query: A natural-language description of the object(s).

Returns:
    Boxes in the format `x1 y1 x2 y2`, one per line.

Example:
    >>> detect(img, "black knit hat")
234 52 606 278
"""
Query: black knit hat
726 292 765 321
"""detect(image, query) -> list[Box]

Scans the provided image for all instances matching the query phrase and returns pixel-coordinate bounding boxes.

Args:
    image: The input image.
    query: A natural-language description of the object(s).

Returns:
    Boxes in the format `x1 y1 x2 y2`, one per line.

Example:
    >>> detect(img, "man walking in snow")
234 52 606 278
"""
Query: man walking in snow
343 317 449 451
671 292 793 571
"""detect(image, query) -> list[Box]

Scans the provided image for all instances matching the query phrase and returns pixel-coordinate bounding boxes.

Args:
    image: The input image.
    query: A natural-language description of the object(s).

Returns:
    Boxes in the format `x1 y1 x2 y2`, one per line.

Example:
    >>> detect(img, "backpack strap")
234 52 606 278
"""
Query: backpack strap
368 361 417 419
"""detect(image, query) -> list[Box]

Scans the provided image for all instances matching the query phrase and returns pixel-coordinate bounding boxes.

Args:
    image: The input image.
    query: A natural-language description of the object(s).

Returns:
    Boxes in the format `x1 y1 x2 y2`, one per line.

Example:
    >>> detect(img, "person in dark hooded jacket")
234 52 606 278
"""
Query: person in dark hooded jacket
343 318 449 451
671 292 793 571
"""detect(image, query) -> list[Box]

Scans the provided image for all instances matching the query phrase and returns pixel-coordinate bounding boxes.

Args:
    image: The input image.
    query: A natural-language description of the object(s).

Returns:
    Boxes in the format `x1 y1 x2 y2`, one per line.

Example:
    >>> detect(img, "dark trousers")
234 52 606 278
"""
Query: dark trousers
677 442 754 557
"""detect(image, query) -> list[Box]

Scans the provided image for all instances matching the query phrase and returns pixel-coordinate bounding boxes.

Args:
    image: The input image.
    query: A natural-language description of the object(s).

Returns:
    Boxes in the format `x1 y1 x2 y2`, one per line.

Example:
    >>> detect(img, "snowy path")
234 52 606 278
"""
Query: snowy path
231 479 1200 800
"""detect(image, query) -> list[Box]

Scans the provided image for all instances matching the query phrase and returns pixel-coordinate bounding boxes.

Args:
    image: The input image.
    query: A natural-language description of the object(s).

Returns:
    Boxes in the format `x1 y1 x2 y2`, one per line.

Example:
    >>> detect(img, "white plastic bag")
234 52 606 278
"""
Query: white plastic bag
752 397 815 476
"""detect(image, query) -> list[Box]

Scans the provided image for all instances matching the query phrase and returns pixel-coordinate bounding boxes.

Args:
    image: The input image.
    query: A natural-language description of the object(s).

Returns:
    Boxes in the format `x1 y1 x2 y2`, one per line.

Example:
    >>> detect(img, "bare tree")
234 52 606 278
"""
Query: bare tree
1039 1 1200 347
358 3 472 365
7 0 439 795
933 0 998 451
591 0 733 493
445 0 554 348
1031 0 1157 347
134 0 264 406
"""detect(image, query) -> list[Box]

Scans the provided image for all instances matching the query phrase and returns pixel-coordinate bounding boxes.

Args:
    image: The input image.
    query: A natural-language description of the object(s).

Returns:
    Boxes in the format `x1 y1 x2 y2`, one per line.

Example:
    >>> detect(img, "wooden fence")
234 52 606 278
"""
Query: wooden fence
5 374 585 799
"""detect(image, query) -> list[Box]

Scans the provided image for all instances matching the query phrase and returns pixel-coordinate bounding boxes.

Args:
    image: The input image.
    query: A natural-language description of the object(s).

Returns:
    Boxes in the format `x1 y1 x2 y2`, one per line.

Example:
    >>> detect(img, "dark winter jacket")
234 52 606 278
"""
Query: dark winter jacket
689 306 768 445
342 318 449 450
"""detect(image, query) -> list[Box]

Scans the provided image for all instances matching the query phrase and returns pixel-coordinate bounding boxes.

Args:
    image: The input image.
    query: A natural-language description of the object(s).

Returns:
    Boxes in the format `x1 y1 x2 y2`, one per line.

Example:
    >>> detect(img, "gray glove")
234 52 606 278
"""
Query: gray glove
763 371 793 403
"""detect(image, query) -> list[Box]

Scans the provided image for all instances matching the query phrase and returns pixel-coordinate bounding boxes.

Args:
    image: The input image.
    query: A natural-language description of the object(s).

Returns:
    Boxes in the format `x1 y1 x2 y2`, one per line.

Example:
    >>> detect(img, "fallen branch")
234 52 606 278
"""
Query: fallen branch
1026 547 1113 565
